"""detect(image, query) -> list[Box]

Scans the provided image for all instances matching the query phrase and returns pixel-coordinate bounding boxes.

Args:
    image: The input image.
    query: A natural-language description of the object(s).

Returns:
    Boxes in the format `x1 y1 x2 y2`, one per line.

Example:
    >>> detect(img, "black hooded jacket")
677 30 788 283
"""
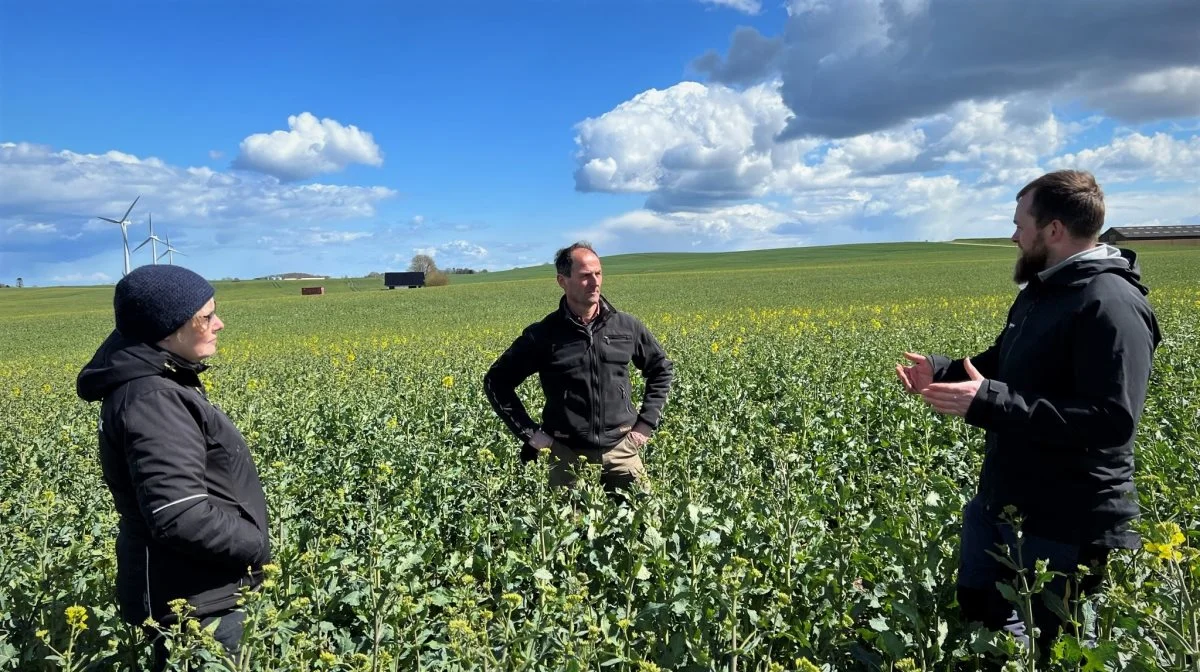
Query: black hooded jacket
77 331 270 624
930 246 1162 548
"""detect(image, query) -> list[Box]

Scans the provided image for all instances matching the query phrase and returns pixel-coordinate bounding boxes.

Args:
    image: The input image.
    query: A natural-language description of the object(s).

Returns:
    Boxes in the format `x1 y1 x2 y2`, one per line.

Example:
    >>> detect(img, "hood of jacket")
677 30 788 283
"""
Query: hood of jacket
76 329 206 402
1036 244 1150 295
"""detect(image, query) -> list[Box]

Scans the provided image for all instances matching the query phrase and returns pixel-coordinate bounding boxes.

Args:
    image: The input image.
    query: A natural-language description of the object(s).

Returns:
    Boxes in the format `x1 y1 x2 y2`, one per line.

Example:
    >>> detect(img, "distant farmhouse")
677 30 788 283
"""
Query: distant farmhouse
258 272 328 281
1099 225 1200 244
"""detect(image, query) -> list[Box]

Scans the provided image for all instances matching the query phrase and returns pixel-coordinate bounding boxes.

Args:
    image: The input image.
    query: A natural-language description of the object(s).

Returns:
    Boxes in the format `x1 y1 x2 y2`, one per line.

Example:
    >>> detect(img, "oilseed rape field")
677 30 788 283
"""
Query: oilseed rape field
2 242 1198 671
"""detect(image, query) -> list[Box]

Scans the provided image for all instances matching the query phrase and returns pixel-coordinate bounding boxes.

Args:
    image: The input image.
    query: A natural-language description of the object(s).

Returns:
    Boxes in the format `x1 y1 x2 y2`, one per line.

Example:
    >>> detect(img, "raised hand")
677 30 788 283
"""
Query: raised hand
896 352 934 394
919 357 984 417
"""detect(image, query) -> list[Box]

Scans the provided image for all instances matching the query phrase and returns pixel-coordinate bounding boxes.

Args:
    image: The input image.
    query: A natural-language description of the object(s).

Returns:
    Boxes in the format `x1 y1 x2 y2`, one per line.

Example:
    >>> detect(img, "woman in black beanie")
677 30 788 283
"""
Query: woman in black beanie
76 265 270 670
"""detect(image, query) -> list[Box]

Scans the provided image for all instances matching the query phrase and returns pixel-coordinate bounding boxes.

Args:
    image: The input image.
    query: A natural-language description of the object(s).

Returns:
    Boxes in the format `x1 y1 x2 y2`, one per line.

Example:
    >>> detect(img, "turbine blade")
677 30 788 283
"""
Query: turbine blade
97 217 122 224
120 196 140 223
133 239 151 251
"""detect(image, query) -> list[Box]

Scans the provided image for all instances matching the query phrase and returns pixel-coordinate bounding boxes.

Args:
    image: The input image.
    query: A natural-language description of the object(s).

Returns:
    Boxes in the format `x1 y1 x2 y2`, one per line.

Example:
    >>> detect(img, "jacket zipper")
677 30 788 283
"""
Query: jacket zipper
1002 297 1038 364
590 331 600 445
145 547 152 616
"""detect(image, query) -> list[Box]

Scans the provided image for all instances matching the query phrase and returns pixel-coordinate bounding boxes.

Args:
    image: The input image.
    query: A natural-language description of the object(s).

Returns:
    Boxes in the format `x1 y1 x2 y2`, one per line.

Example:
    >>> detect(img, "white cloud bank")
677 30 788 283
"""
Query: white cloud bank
233 112 384 181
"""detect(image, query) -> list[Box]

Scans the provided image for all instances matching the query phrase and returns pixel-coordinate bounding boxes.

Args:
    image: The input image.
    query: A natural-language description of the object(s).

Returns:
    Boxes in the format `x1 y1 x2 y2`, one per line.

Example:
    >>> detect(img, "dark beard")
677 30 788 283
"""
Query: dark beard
1013 245 1049 284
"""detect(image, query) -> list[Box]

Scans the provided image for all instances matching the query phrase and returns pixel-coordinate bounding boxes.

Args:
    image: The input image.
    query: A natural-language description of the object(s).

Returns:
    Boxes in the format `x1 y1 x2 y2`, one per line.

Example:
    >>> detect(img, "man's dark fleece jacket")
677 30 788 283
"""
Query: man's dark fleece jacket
931 245 1162 548
77 331 271 625
484 295 673 453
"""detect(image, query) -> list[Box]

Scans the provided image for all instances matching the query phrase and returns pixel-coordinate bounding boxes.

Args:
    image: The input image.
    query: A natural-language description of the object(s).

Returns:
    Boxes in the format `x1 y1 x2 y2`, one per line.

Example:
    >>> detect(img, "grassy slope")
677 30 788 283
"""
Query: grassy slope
2 240 1196 320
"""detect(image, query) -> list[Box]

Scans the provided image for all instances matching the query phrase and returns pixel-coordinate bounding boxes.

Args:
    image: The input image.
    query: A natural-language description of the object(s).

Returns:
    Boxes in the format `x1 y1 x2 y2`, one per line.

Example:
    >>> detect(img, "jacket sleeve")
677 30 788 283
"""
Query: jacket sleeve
631 319 673 430
963 294 1159 448
483 324 543 443
122 388 268 568
928 341 1002 383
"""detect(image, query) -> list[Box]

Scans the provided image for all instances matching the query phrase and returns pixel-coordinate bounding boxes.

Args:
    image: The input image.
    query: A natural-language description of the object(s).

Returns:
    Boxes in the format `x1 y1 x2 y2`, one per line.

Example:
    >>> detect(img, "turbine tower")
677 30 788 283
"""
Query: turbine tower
133 213 165 265
96 196 140 276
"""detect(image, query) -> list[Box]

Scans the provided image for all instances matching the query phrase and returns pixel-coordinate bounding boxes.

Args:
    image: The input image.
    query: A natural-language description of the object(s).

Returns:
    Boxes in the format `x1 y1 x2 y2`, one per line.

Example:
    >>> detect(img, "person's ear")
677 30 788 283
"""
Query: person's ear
1045 219 1065 243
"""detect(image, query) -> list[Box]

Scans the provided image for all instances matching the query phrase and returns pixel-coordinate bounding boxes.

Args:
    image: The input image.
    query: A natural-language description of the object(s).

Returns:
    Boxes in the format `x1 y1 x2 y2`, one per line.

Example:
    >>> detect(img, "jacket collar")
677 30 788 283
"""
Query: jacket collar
557 294 617 328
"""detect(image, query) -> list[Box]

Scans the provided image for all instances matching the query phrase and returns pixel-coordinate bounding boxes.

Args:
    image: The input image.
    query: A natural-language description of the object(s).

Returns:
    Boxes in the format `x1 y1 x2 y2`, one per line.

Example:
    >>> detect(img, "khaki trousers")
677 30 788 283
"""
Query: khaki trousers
548 433 647 493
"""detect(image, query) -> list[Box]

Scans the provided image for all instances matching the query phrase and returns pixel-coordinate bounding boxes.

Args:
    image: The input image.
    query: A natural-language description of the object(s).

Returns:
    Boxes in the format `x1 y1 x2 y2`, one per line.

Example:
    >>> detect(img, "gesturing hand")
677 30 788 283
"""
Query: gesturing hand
919 357 984 417
895 352 934 394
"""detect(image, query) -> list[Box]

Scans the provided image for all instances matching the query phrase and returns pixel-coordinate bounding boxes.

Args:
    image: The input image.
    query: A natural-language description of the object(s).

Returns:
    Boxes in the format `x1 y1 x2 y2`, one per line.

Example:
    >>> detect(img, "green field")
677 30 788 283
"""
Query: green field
2 241 1198 671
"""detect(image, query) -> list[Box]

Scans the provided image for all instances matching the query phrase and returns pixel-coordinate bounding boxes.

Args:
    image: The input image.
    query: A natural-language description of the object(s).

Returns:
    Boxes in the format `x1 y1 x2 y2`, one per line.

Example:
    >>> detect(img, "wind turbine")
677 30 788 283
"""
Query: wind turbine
96 196 140 276
133 213 165 265
157 232 184 265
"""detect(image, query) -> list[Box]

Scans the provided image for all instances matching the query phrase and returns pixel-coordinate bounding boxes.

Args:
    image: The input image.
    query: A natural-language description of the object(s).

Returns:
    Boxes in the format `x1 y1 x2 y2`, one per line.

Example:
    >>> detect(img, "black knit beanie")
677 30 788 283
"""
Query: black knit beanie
113 265 215 344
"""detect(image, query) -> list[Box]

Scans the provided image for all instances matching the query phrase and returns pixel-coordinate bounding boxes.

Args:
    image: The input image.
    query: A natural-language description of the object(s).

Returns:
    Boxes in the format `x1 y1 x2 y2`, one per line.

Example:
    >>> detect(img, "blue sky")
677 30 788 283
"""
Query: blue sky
3 0 1198 285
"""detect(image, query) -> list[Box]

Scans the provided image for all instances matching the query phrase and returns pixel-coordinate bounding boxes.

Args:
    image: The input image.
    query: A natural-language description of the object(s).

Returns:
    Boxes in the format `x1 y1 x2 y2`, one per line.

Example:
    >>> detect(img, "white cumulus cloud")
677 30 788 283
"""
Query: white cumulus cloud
233 112 384 181
0 142 395 227
573 82 802 208
573 82 1083 211
6 222 57 234
1048 133 1200 182
442 239 489 259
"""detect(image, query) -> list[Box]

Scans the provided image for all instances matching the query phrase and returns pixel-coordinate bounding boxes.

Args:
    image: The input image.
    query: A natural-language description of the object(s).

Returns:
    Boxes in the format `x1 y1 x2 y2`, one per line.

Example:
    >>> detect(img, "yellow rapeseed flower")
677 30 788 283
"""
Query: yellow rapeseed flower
443 375 455 388
1144 522 1186 562
65 605 88 631
795 657 821 672
448 618 473 637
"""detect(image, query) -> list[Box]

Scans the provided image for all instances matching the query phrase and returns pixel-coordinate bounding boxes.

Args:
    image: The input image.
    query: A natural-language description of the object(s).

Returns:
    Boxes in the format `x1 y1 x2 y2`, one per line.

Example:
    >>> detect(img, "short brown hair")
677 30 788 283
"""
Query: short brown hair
1017 170 1105 239
554 241 596 277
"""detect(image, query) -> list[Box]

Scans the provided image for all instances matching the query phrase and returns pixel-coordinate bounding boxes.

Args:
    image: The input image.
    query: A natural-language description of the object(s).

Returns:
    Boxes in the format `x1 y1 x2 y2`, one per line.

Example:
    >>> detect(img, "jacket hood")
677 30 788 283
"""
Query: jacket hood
1038 244 1150 295
76 329 206 402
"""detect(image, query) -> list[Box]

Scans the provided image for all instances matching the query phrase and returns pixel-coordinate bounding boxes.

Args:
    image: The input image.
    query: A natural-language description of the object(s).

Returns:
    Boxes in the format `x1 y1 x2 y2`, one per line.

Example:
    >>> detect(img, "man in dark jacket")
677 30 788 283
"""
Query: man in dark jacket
76 265 270 669
484 242 673 493
896 170 1162 651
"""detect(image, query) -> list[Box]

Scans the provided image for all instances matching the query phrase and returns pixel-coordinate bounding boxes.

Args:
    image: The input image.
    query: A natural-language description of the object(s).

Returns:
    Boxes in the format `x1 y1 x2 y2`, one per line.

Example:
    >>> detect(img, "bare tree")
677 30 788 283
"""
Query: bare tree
409 254 437 274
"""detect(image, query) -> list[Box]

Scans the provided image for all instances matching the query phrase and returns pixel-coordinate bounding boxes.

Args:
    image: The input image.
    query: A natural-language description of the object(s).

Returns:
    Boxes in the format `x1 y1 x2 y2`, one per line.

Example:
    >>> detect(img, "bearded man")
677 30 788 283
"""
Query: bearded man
895 170 1162 651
